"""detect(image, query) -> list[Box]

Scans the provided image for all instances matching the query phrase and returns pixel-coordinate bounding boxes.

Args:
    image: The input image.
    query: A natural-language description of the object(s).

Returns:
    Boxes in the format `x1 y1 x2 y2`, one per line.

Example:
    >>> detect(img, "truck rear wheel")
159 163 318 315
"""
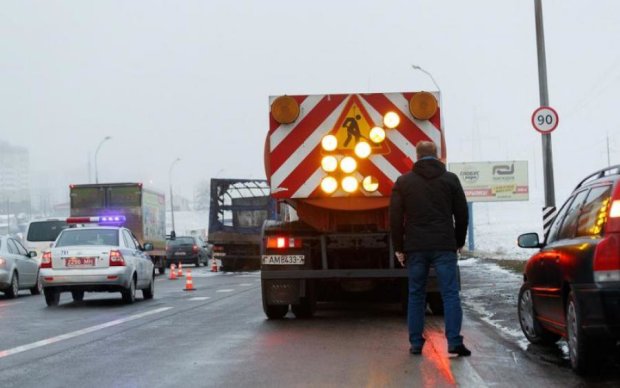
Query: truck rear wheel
292 281 316 318
264 304 288 319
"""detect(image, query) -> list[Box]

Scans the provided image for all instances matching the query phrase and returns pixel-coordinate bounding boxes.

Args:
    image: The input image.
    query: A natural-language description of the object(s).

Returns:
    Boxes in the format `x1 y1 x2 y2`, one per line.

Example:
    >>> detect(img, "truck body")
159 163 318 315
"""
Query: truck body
261 91 446 318
208 179 277 271
69 183 167 274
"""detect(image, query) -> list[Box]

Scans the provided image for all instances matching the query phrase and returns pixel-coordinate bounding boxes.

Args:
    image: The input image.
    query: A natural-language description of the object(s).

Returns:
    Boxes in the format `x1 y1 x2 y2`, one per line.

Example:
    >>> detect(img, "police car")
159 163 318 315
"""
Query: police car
40 216 155 306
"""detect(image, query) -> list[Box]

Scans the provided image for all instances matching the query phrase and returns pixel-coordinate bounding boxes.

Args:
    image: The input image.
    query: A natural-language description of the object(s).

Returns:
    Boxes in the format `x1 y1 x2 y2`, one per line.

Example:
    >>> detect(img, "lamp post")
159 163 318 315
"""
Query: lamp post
94 136 112 183
169 157 181 233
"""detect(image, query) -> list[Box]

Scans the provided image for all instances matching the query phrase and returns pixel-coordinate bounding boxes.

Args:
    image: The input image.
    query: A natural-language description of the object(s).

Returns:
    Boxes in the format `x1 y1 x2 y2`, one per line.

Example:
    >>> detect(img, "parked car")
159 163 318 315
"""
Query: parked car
24 218 68 261
166 235 211 267
517 165 620 374
0 235 42 298
40 223 155 306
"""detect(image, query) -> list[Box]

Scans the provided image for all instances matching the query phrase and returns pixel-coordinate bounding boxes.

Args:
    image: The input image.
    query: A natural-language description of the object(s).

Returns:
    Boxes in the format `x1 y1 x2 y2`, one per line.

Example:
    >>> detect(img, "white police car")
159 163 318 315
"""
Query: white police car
40 216 155 306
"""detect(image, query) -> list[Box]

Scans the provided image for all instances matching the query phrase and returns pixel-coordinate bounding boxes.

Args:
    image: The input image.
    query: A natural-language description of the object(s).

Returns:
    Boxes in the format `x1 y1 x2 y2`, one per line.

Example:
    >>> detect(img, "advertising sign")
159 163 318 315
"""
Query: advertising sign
448 161 529 202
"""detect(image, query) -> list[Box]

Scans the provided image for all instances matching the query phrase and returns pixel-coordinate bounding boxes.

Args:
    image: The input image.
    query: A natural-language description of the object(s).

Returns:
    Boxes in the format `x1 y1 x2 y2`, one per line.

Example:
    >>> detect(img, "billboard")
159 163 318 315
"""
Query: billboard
448 161 529 202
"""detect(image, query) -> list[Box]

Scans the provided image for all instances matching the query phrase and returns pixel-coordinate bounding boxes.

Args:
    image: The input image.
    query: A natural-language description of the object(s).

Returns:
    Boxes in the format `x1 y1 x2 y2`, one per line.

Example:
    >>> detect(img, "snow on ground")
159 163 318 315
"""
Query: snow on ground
467 200 545 260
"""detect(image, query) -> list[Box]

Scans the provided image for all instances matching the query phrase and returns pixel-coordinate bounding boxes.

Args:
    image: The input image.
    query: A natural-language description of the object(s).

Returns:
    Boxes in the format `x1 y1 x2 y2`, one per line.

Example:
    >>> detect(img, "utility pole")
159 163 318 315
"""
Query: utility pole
534 0 555 208
534 0 557 238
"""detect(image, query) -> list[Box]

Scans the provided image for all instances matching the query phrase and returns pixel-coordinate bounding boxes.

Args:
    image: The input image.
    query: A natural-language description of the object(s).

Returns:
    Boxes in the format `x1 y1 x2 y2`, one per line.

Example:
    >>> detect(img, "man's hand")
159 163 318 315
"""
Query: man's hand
395 251 405 267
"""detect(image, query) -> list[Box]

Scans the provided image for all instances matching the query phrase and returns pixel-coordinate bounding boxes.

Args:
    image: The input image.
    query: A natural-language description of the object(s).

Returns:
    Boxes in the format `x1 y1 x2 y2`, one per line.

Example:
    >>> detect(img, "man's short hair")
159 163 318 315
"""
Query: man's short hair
416 141 438 159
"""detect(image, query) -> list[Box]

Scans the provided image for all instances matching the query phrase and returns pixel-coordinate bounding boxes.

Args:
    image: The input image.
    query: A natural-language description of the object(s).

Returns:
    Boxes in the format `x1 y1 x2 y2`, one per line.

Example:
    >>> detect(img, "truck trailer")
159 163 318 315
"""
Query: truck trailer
261 91 447 318
69 183 167 274
208 179 277 271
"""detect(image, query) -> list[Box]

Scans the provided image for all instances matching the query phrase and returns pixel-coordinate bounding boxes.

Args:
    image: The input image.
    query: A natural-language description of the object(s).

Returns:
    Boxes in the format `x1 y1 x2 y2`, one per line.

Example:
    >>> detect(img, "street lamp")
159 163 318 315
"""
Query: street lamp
94 136 112 183
169 157 181 234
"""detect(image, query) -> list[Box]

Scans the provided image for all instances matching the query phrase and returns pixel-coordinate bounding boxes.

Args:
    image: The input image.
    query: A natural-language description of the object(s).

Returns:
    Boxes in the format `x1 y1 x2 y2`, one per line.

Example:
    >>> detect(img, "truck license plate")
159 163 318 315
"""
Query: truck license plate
261 255 305 265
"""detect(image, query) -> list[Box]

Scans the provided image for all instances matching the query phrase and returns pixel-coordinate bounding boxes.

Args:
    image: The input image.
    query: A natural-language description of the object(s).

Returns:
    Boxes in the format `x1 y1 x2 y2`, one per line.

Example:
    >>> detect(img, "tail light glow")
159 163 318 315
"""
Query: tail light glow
109 250 126 266
41 251 52 268
266 236 302 249
192 245 199 252
593 235 620 283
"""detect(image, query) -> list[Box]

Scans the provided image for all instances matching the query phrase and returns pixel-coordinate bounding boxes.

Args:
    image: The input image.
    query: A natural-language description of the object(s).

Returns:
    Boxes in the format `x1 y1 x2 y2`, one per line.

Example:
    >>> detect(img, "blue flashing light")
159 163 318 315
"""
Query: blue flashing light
98 215 126 226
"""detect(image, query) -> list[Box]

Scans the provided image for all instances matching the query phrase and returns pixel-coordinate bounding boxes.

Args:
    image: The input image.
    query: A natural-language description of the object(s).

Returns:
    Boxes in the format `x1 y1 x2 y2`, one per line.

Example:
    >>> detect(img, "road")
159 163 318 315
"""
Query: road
0 262 618 387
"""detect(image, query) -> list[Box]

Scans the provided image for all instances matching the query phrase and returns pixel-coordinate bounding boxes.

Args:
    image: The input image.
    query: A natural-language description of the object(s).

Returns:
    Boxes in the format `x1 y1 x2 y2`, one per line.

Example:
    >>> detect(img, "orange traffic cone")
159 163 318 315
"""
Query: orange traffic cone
210 258 218 273
177 262 184 277
169 264 177 280
184 269 195 291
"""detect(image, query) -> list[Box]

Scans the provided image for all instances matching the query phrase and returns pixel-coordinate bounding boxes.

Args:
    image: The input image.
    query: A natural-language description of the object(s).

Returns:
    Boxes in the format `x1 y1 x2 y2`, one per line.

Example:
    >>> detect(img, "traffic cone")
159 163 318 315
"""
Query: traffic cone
210 258 218 273
169 264 177 280
184 270 195 291
177 262 184 277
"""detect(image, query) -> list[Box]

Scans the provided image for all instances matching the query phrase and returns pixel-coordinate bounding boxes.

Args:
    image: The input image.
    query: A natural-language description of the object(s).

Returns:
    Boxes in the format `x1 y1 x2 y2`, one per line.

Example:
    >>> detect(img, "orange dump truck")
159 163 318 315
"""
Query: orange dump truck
261 91 446 319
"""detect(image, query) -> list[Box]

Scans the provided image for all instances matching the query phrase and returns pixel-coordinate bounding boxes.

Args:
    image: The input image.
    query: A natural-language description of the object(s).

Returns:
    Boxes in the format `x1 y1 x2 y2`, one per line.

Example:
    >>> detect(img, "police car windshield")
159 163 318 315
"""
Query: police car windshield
56 229 119 247
27 221 68 242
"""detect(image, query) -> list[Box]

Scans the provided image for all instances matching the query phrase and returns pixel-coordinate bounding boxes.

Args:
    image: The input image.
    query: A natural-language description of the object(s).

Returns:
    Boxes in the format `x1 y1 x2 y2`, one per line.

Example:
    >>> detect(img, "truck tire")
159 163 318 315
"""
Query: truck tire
292 281 316 318
427 293 444 315
44 288 60 307
264 304 288 319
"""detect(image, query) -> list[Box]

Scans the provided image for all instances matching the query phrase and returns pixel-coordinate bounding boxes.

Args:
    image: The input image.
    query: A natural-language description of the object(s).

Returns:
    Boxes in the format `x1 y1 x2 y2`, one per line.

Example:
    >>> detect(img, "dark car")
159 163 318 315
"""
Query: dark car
166 236 211 267
517 165 620 374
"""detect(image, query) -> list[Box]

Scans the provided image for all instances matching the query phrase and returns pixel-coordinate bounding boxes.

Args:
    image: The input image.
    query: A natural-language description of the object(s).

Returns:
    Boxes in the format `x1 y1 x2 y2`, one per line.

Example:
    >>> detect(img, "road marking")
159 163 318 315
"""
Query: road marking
188 297 210 301
239 283 253 287
0 307 172 359
216 289 235 293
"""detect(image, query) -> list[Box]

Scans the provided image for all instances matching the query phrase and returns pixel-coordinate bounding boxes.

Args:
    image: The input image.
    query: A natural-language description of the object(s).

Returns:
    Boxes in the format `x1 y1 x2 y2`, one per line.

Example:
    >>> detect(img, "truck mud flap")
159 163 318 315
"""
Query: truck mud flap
263 280 300 305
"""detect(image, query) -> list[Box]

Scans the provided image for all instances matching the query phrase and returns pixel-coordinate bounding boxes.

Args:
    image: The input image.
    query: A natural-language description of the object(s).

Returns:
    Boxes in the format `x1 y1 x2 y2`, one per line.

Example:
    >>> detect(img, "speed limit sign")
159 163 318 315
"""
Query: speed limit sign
531 106 559 134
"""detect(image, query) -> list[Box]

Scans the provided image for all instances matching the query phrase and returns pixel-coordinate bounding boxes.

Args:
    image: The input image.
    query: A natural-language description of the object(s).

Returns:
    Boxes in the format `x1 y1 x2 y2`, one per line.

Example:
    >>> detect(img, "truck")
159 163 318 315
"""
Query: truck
208 179 277 271
69 183 167 274
261 91 447 318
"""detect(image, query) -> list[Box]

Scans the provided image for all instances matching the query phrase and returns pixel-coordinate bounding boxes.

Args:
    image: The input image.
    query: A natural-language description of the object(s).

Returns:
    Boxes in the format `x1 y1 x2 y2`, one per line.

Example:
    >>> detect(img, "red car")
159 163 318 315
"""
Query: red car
517 165 620 374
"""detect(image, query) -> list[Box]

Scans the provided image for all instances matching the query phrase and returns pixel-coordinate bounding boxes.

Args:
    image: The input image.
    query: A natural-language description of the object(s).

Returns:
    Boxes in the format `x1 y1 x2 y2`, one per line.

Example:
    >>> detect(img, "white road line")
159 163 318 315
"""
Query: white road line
239 283 253 287
0 307 172 359
216 289 235 293
188 297 210 301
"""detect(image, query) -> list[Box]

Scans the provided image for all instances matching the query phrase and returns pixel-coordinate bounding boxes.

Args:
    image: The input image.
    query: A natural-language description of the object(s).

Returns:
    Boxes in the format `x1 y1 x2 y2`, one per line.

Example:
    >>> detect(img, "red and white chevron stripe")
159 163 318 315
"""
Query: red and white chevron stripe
266 92 444 199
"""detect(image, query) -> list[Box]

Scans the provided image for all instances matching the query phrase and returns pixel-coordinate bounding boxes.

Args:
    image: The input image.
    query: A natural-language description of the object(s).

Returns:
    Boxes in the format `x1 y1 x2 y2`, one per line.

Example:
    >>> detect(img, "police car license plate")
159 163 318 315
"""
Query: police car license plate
65 257 96 267
261 255 305 265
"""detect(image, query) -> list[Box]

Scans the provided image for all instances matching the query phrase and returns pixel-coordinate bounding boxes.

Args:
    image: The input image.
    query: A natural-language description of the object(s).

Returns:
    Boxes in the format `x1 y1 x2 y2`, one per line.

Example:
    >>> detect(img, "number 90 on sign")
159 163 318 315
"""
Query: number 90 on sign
531 106 559 134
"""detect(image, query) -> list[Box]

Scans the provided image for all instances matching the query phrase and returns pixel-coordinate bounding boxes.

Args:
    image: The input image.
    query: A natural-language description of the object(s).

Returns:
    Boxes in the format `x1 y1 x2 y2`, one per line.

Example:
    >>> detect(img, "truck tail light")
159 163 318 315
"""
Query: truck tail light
593 235 620 283
41 251 52 268
266 236 302 249
192 245 198 252
109 250 126 266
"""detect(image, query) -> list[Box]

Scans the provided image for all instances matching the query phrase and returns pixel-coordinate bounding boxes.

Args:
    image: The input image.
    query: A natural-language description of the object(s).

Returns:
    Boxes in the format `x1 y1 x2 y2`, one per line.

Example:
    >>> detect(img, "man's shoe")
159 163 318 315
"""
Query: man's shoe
409 346 423 355
448 344 471 356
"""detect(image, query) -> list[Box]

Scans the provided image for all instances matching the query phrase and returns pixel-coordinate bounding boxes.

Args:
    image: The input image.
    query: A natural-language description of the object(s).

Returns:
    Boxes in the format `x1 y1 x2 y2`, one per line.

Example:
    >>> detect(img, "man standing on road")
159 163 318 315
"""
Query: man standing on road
389 140 471 356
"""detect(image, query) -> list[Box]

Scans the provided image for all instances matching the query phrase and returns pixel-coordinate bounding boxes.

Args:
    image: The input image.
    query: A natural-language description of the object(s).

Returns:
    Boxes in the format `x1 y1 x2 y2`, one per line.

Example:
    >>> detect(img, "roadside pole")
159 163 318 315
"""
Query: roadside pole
467 202 475 252
534 0 557 235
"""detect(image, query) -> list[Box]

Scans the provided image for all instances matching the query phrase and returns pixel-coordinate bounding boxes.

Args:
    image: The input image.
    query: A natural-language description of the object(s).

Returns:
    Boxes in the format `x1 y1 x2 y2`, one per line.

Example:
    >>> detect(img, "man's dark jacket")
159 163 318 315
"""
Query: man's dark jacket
389 158 468 252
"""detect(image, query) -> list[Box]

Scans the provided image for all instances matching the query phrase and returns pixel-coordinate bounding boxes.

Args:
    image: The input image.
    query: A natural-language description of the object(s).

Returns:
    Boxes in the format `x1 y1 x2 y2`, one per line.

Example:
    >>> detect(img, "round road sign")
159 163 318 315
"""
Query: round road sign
531 106 559 134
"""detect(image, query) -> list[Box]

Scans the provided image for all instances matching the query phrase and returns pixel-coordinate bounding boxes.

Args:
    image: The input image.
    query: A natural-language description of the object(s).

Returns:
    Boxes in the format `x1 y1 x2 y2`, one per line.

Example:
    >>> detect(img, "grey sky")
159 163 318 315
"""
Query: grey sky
1 0 619 205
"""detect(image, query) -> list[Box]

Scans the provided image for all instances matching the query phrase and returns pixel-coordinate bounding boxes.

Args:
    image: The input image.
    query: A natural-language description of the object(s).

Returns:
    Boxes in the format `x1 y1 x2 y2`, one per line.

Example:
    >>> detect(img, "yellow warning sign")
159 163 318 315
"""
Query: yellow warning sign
331 95 389 155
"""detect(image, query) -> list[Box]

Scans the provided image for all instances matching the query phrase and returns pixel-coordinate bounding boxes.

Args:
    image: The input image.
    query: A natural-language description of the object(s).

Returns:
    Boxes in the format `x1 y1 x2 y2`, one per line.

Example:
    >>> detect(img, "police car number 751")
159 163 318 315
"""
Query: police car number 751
261 255 305 265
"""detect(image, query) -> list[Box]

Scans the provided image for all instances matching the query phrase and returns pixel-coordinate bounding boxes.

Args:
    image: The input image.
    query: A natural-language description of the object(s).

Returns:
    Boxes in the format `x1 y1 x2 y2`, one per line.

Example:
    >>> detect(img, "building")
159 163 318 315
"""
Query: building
0 141 30 215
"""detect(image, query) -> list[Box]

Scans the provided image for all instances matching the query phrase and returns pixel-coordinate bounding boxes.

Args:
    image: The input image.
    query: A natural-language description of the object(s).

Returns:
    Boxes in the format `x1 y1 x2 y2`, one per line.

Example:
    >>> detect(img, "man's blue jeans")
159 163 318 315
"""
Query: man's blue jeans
407 251 463 348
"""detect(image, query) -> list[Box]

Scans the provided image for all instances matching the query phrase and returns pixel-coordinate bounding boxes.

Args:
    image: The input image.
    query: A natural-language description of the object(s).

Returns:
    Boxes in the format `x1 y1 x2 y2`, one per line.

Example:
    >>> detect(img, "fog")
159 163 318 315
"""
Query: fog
1 0 619 217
